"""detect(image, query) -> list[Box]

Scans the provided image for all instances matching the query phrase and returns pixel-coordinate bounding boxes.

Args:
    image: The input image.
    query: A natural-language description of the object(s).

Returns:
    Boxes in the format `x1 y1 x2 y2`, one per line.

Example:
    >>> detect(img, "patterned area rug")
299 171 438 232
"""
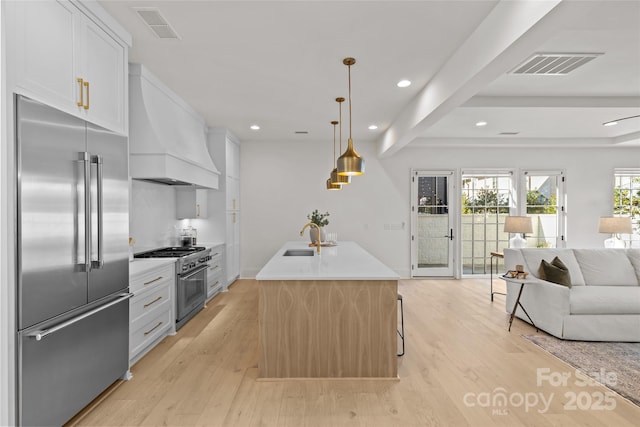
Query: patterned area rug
524 335 640 407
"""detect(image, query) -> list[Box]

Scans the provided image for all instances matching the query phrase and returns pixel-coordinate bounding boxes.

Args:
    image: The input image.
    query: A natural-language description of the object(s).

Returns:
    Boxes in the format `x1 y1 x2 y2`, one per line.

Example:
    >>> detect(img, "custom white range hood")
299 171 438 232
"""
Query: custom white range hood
129 63 220 189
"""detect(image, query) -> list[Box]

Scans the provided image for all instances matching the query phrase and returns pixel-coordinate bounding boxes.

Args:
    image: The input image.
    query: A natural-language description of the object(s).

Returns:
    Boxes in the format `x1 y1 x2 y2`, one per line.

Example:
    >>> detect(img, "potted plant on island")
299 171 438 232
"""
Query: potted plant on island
307 209 329 243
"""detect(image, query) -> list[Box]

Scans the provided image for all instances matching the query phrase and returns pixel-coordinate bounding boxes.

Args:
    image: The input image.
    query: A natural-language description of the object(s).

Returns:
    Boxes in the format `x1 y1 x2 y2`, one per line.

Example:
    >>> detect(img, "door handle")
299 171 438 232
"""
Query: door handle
83 81 90 110
91 155 104 269
78 152 92 272
443 229 454 240
76 78 84 107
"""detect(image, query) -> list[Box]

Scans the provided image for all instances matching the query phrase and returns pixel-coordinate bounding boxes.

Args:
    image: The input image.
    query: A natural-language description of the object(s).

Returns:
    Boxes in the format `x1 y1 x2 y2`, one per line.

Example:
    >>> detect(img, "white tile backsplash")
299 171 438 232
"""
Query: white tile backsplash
130 180 181 251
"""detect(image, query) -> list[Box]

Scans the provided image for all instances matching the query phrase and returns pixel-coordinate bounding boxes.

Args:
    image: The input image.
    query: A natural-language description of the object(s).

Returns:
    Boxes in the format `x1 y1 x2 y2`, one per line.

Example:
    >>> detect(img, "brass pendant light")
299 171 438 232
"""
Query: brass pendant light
331 97 351 185
337 57 364 176
326 121 342 191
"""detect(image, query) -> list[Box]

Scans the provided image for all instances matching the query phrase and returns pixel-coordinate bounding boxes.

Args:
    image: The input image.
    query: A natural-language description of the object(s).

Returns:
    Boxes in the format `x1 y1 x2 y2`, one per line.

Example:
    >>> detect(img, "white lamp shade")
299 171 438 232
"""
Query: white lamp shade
504 216 533 234
598 216 632 234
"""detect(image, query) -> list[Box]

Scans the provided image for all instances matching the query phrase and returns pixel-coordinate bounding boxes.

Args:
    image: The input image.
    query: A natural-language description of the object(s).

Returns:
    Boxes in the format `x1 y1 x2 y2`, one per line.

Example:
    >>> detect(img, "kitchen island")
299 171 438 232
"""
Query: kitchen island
256 241 399 379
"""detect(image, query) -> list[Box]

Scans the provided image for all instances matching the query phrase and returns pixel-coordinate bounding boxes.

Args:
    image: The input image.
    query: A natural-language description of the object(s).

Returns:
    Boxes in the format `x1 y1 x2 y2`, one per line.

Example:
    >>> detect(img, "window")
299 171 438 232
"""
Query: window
613 171 640 247
521 170 565 248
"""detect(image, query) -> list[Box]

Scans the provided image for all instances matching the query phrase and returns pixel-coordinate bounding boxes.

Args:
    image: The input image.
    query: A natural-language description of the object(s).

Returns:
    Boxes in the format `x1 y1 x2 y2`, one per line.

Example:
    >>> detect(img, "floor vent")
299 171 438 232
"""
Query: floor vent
134 7 180 40
510 53 602 75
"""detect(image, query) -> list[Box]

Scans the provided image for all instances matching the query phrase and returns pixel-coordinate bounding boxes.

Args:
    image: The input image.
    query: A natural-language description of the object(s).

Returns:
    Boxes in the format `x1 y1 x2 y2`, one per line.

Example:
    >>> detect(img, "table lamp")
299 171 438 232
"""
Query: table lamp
504 216 533 248
598 216 632 248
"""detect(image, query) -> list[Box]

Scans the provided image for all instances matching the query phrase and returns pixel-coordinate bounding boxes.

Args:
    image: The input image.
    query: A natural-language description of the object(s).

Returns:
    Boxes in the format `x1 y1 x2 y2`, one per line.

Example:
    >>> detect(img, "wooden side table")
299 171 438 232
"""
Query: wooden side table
490 251 504 301
502 276 539 332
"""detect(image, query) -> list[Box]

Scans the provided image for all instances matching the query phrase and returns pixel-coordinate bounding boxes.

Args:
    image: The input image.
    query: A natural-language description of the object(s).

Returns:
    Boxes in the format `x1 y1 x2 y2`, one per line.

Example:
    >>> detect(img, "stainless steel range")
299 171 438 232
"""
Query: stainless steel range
135 246 211 329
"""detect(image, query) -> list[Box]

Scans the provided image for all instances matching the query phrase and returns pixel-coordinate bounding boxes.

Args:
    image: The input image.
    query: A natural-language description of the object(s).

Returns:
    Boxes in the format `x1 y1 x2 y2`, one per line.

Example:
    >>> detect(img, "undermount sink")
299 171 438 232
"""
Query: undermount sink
283 249 315 257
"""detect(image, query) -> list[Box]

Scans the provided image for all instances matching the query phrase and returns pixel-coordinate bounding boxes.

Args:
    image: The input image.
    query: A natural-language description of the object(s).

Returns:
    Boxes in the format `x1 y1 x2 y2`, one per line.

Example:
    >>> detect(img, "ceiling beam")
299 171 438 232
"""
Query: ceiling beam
376 0 602 158
463 96 640 109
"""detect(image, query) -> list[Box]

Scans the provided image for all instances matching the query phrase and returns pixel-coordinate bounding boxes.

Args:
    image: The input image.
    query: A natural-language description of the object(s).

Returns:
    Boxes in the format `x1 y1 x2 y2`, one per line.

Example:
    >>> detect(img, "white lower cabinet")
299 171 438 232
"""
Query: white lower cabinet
129 262 175 365
206 244 225 300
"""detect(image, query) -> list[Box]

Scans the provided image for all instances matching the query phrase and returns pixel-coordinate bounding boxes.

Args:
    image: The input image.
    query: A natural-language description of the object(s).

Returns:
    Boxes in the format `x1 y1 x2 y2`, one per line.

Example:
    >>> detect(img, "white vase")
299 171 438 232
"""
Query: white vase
309 227 326 244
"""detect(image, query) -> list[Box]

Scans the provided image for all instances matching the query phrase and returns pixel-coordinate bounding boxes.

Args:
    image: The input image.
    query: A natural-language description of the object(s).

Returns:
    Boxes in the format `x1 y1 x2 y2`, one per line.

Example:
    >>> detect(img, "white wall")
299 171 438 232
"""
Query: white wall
241 140 408 277
240 140 640 278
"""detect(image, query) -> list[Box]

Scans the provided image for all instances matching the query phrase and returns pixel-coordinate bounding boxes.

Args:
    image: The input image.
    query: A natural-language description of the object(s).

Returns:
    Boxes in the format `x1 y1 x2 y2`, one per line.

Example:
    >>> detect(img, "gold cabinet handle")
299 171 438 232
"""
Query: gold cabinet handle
143 296 163 308
143 276 163 286
77 78 84 107
143 321 163 336
83 81 90 110
197 204 200 217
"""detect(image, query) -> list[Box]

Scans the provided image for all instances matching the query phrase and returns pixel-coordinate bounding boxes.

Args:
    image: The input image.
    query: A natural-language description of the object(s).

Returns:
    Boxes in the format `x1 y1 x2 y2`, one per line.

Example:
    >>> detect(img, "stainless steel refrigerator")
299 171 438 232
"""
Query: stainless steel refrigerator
15 95 131 426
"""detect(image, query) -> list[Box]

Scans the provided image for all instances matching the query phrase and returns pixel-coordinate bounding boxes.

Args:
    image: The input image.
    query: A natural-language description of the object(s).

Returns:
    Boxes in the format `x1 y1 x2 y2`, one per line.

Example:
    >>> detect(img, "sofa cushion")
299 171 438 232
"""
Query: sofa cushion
520 249 585 286
570 286 640 314
625 249 640 283
574 249 638 286
540 257 571 287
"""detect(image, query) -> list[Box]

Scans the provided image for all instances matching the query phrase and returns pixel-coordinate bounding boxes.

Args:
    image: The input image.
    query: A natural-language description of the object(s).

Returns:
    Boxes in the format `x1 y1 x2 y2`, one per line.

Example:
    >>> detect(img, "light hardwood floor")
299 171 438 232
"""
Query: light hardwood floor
67 278 640 426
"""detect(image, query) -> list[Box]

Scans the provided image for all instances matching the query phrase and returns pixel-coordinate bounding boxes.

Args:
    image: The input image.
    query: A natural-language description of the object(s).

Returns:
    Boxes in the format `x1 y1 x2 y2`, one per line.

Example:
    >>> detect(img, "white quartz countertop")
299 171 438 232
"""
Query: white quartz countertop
256 241 399 281
129 258 176 277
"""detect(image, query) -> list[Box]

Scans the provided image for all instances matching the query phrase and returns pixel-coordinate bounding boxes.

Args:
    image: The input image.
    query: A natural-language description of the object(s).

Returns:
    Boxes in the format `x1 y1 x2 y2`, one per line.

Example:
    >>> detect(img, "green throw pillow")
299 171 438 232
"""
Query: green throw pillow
540 256 572 287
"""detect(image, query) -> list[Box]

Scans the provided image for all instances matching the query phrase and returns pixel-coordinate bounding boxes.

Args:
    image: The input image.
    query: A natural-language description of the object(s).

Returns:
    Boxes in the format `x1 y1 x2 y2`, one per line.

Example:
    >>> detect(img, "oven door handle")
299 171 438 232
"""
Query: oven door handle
180 264 208 280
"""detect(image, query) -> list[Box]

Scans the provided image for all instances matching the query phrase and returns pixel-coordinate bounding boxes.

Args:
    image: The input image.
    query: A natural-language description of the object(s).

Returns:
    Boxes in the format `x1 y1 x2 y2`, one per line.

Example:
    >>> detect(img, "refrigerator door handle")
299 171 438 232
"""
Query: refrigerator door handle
92 154 104 269
78 152 92 272
27 293 133 341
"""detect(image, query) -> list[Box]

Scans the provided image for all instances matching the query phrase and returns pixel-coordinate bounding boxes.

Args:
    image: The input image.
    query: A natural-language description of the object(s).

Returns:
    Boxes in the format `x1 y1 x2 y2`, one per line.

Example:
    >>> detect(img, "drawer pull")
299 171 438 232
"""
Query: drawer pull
143 276 163 286
144 321 163 336
211 252 220 257
143 296 163 308
209 280 220 289
209 265 220 270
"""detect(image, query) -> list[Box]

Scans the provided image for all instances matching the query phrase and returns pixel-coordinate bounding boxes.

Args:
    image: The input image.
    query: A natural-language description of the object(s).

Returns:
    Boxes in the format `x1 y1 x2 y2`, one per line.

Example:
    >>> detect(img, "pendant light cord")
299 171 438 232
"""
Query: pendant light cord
348 64 352 139
338 100 343 154
332 122 337 167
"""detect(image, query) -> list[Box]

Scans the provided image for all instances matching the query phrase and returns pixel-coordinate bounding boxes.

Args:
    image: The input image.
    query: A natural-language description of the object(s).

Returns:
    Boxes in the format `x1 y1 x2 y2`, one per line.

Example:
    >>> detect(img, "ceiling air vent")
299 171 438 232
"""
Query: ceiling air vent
511 53 602 75
134 7 180 40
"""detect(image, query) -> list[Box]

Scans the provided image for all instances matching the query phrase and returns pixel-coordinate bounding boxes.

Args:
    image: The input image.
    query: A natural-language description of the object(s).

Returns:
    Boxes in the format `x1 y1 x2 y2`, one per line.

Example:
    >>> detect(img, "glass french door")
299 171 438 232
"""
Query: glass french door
411 170 455 277
521 170 565 248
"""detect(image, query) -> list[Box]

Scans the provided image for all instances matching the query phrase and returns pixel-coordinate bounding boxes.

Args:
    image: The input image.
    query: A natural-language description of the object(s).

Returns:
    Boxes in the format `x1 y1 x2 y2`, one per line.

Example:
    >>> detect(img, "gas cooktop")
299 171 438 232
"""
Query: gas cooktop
134 246 206 258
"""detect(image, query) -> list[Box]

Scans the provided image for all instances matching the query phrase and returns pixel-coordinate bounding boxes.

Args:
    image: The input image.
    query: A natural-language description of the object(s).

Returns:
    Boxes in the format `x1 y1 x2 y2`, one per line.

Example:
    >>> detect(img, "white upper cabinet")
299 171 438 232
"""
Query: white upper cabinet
7 0 130 134
76 13 126 133
9 0 78 109
225 138 241 211
176 188 208 219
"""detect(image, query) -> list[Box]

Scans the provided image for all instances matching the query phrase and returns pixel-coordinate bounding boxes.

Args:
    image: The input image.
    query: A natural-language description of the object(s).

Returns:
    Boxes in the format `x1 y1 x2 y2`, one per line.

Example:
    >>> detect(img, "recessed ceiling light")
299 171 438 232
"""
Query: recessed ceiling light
250 125 260 130
397 80 411 88
475 121 488 127
368 125 378 130
603 121 618 127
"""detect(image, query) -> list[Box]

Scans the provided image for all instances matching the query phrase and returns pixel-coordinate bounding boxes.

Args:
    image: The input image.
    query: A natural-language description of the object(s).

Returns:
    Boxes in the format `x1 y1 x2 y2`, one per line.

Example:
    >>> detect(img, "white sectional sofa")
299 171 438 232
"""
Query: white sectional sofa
503 248 640 342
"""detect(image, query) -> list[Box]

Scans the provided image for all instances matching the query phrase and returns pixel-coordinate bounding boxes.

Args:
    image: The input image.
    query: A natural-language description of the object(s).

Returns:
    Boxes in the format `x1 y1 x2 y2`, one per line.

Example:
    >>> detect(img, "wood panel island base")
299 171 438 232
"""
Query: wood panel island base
256 242 400 379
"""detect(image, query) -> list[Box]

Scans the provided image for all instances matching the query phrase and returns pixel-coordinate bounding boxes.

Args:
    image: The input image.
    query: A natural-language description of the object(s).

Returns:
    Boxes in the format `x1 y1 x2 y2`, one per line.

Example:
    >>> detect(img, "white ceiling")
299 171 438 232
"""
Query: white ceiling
99 0 640 154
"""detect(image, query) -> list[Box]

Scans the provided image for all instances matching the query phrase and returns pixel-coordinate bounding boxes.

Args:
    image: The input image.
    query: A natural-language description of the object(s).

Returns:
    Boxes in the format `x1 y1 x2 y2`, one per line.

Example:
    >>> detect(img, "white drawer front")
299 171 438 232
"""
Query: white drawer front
207 260 223 278
130 306 172 359
209 247 224 263
130 265 173 294
130 283 171 323
207 271 224 298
